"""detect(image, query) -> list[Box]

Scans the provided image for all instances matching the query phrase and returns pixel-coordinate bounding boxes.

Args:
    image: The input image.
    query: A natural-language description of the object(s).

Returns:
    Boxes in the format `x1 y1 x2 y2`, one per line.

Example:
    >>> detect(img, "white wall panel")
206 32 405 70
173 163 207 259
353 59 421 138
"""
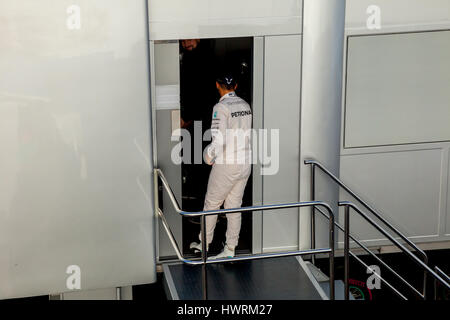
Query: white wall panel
339 149 443 245
345 30 450 148
148 0 302 40
262 35 301 252
0 1 155 299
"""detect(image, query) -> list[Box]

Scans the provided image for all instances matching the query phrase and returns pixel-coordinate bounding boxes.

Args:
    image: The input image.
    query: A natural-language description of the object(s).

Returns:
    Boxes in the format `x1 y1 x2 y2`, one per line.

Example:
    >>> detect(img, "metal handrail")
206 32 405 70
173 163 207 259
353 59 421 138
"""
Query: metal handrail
304 159 429 297
312 185 449 300
341 201 450 300
304 159 428 262
349 251 408 300
155 168 337 300
158 206 332 265
314 206 422 299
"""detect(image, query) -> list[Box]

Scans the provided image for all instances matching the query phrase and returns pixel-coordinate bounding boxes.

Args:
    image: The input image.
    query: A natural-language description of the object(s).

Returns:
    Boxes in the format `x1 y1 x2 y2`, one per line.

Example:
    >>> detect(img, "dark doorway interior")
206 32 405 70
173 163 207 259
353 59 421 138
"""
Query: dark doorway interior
179 37 254 256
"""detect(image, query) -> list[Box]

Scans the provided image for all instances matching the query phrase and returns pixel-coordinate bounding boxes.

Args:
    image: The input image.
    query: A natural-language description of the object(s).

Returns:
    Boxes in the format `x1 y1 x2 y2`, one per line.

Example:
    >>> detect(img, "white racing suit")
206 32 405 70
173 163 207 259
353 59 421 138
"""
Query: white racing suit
200 91 252 249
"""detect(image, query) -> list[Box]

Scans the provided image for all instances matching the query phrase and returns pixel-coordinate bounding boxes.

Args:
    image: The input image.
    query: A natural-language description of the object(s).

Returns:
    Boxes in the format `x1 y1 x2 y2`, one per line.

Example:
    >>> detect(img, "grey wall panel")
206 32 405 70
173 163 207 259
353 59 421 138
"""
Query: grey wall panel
156 110 182 258
345 31 450 148
339 149 443 245
345 0 450 28
0 1 155 299
152 42 182 258
61 287 132 300
252 37 264 254
154 42 180 86
148 0 302 40
446 151 450 236
262 35 301 252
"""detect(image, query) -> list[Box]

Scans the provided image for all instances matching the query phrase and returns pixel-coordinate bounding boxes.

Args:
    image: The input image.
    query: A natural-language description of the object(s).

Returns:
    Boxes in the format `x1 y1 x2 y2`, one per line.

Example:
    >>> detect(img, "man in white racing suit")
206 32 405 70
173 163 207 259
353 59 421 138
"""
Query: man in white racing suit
190 73 252 259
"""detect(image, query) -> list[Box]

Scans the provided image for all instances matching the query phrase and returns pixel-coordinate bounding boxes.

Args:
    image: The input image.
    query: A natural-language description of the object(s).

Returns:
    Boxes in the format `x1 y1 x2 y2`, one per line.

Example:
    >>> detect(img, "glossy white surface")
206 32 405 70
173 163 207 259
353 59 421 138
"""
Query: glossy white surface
148 0 302 40
0 1 156 299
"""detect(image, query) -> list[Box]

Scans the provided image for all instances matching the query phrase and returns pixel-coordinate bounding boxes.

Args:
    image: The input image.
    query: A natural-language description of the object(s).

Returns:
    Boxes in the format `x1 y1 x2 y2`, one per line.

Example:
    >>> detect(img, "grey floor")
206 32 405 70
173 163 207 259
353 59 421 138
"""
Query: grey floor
164 256 323 300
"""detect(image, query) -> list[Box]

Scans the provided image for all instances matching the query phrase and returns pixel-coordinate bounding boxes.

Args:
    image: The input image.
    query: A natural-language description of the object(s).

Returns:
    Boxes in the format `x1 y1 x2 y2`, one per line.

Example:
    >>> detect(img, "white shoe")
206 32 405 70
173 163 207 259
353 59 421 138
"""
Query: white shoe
212 245 235 259
190 242 208 253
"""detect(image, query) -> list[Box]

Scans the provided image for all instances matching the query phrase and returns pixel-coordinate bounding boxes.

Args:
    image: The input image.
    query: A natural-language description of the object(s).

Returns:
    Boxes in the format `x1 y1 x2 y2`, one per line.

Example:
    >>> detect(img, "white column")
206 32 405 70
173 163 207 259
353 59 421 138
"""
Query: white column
299 0 346 249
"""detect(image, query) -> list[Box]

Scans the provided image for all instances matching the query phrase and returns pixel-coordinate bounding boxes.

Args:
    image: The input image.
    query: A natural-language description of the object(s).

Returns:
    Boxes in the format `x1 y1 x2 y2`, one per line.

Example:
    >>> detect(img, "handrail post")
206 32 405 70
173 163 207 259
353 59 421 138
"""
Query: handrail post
434 274 437 300
434 267 450 300
344 204 350 300
154 168 160 226
311 163 316 265
423 262 428 300
201 215 208 300
327 206 335 300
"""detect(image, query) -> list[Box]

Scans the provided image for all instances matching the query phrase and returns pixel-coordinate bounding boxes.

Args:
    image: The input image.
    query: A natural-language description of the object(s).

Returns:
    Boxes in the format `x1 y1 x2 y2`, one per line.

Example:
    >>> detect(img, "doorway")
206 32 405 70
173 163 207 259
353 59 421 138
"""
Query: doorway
179 37 254 256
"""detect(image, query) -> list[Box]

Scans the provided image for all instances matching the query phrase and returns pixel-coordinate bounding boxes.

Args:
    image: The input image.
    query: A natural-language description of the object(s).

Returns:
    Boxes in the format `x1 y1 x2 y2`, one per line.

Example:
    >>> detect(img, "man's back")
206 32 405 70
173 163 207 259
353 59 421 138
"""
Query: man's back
210 92 252 165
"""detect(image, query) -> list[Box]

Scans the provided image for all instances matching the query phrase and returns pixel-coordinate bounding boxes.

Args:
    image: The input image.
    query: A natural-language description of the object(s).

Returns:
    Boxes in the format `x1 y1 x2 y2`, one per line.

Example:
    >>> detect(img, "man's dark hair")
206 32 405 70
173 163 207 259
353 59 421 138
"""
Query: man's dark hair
216 72 237 90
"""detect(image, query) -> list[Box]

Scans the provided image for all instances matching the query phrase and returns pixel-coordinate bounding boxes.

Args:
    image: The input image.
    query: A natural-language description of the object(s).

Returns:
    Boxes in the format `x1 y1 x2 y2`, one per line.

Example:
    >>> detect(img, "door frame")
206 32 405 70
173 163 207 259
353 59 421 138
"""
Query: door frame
151 37 265 261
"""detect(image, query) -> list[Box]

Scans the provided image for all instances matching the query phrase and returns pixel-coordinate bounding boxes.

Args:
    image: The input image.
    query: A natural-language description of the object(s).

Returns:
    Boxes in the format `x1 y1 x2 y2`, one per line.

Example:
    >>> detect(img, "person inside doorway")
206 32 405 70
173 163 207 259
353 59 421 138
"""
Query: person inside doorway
190 73 252 259
179 39 217 130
